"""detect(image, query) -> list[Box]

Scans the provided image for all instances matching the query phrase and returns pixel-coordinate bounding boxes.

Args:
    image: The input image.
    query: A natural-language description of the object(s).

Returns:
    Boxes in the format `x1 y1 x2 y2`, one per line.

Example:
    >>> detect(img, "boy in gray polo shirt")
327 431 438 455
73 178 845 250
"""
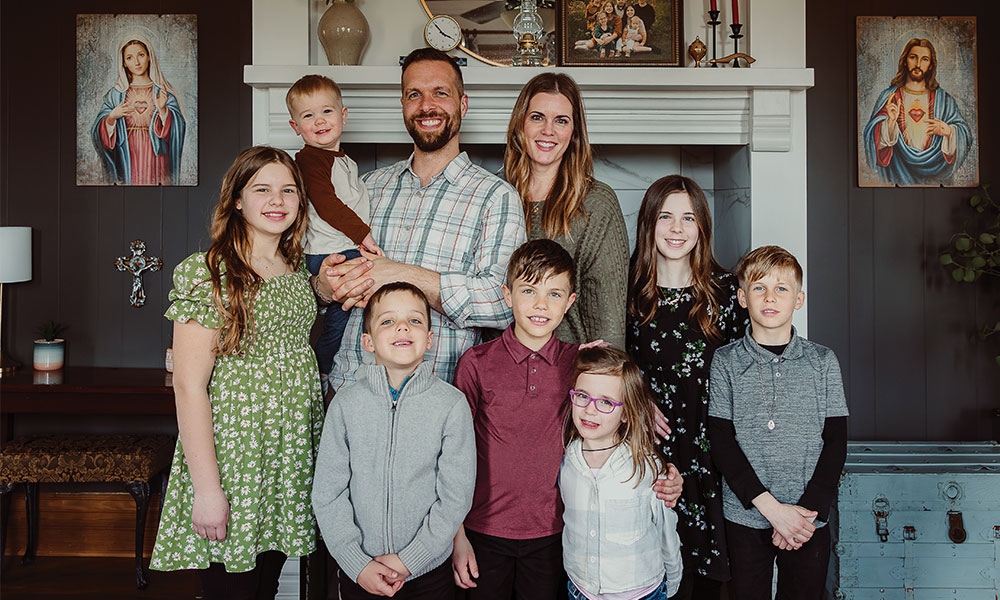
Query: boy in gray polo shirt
707 245 848 599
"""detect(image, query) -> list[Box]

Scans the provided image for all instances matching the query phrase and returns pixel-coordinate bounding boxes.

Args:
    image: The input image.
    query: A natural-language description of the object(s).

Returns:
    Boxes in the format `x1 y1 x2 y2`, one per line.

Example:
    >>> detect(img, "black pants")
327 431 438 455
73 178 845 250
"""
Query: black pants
338 560 453 600
671 570 724 600
724 521 830 600
463 529 563 600
198 550 288 600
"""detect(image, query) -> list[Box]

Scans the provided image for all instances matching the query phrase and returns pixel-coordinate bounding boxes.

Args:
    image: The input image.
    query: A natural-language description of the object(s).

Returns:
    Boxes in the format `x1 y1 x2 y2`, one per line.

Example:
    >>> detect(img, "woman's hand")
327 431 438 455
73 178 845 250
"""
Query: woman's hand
154 88 168 113
191 487 230 541
107 101 135 123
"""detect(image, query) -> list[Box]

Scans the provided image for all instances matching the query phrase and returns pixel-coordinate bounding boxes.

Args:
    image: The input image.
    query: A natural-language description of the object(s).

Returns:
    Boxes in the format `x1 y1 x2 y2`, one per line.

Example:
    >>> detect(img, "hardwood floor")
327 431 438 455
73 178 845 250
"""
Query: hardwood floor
1 555 200 600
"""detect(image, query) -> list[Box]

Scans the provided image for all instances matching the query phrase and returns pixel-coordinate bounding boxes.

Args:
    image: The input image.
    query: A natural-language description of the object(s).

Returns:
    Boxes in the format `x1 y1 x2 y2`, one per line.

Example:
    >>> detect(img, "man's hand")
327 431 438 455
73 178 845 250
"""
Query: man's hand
452 526 479 589
926 117 953 138
357 560 404 597
320 252 374 310
652 463 683 507
886 93 901 123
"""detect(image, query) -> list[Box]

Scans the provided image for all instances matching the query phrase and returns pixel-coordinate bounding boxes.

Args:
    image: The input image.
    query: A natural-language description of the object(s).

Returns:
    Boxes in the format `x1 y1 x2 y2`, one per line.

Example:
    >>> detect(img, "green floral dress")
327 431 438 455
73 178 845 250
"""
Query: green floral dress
151 253 324 573
627 270 748 583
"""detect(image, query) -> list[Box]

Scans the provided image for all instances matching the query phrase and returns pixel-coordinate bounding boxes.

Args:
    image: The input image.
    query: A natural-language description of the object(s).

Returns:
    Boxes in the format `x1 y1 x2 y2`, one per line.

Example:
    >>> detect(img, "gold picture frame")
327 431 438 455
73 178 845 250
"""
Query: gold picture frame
560 0 681 67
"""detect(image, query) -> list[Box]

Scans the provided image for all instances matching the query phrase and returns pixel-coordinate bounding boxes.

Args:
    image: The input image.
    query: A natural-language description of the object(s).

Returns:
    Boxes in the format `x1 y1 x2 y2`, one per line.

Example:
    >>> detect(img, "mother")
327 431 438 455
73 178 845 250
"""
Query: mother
504 73 629 348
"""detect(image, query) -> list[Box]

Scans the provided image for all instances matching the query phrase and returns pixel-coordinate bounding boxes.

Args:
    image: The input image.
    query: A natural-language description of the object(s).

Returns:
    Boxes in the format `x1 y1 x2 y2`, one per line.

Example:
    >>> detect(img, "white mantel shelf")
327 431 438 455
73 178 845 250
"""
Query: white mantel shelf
244 65 814 149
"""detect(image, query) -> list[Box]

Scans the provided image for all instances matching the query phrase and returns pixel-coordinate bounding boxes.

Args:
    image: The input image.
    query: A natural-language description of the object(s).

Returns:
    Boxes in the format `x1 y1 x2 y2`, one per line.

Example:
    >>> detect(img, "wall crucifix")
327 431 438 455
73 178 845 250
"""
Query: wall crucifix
115 239 163 308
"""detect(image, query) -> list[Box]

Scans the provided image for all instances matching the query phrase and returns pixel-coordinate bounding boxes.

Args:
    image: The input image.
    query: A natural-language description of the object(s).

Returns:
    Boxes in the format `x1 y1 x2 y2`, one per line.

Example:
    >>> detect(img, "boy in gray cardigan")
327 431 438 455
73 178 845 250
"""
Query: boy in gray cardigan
312 281 476 599
708 245 848 600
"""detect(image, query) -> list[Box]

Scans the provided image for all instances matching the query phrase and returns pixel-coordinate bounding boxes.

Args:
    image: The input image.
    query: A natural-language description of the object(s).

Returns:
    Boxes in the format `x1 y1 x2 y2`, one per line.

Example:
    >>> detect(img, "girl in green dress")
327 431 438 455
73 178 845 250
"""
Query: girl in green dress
151 146 331 599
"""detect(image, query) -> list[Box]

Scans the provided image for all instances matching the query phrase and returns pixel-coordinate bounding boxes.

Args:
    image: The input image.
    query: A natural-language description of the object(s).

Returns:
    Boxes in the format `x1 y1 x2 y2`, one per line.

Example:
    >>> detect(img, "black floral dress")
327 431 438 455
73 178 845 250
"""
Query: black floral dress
627 270 747 582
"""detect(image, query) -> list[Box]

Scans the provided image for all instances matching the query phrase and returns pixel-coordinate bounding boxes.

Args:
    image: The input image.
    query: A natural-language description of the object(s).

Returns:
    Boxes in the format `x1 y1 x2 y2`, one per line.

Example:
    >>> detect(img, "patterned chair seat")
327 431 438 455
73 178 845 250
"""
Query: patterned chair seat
0 433 175 589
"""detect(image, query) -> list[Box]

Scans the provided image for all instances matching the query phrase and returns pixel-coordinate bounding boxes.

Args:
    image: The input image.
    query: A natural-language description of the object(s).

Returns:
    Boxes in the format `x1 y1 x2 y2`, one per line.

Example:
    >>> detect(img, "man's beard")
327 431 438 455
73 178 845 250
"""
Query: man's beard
909 68 925 83
405 111 461 152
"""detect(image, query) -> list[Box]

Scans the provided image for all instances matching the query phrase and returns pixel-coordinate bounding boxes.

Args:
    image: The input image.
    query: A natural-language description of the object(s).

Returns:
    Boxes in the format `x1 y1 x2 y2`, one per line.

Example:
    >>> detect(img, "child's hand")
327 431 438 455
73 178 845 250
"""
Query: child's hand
579 339 608 350
373 554 410 584
755 494 817 550
653 463 683 507
191 487 230 541
452 526 480 589
359 233 385 257
652 405 673 439
357 560 404 597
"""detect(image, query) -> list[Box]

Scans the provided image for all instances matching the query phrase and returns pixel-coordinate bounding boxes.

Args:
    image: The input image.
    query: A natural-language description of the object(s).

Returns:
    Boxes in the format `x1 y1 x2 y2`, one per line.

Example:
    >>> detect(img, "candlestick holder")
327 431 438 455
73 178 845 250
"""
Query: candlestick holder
729 23 744 67
707 10 721 68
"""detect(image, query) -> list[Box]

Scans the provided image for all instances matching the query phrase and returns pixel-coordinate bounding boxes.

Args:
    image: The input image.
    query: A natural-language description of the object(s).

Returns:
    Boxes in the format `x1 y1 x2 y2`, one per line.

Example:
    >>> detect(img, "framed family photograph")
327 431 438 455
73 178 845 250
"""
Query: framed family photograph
857 16 978 188
560 0 681 66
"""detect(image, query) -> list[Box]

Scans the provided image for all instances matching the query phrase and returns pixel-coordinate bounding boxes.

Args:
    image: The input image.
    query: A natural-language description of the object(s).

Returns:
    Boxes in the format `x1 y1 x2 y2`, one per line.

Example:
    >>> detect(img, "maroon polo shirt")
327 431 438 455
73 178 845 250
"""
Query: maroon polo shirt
453 326 578 539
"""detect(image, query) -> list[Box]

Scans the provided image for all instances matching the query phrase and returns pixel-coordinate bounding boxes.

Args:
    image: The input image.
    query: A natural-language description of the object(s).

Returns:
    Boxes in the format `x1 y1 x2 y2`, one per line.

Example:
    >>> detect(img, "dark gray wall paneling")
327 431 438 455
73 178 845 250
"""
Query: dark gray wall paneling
1 1 252 368
807 0 1000 441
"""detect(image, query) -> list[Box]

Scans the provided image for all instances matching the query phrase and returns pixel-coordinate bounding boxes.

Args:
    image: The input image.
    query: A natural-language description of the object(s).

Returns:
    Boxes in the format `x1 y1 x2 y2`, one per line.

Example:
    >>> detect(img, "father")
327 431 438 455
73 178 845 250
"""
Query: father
324 48 526 391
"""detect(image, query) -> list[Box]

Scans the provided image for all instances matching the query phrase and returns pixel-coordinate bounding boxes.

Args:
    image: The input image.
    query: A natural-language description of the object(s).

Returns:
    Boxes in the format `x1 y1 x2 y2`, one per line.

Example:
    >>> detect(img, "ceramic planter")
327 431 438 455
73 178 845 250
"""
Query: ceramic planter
33 339 65 371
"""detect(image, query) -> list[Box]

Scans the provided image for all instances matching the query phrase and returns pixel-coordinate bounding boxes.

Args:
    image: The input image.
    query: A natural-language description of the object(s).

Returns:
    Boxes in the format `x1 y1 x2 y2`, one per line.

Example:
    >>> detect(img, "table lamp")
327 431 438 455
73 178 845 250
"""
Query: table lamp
0 226 32 377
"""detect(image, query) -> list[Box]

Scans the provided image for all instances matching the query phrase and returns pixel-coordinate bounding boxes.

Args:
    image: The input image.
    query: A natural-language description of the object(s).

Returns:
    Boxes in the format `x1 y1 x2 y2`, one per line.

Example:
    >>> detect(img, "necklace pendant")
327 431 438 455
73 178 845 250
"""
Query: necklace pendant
767 419 775 431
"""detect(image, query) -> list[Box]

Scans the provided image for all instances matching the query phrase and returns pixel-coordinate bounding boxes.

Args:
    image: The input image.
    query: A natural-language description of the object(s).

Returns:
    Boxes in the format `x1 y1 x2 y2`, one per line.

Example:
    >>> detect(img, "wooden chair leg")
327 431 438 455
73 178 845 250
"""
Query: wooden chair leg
22 483 38 565
0 482 12 559
126 480 151 589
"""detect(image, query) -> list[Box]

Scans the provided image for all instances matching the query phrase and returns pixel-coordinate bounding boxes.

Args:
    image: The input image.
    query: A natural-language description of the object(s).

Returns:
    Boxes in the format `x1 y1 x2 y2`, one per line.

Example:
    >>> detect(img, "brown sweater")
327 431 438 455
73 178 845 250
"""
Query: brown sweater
528 180 629 349
295 144 370 244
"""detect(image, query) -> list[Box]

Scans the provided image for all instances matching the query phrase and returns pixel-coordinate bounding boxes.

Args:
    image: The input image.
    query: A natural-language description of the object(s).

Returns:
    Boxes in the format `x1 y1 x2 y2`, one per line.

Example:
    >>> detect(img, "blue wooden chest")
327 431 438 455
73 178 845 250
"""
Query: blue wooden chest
830 442 1000 599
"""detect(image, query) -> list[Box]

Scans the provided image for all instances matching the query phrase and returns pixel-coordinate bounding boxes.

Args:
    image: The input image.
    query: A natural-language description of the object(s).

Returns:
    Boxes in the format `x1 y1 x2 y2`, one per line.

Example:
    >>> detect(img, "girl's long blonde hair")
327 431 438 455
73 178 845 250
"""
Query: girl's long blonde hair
627 175 726 343
205 146 308 355
564 346 665 485
504 72 593 239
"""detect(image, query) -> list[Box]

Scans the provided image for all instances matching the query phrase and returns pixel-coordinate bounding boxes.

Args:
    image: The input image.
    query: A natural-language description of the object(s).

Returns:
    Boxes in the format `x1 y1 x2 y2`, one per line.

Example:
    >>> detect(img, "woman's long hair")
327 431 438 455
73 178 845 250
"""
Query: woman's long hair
205 146 308 355
563 346 665 485
503 72 593 239
627 175 725 342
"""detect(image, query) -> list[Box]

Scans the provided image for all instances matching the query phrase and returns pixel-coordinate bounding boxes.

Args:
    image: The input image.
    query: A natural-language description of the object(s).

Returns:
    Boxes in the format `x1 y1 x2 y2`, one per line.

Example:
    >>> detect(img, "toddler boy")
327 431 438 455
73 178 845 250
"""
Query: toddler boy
312 282 475 599
286 74 382 383
708 245 849 600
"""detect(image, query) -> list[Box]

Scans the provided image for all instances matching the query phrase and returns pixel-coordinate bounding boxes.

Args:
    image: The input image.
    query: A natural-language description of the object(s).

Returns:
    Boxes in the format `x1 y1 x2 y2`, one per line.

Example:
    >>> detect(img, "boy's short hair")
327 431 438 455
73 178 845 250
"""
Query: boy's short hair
736 245 803 289
285 74 343 116
505 239 576 291
362 281 432 334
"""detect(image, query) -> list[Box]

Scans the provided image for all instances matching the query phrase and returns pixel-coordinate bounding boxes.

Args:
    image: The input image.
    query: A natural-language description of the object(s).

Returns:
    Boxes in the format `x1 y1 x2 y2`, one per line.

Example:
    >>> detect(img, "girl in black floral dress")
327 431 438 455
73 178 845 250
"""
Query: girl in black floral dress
626 175 748 599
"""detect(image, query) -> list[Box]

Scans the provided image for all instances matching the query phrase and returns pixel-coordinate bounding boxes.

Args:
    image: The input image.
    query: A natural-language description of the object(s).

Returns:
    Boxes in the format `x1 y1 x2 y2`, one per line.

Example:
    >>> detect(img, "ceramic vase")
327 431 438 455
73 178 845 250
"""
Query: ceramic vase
317 0 370 66
33 339 65 371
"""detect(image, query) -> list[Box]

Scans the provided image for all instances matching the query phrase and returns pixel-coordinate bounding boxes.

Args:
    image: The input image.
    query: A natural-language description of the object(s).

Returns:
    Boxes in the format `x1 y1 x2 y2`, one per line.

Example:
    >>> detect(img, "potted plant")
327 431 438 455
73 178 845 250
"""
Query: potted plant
34 320 67 371
939 183 999 366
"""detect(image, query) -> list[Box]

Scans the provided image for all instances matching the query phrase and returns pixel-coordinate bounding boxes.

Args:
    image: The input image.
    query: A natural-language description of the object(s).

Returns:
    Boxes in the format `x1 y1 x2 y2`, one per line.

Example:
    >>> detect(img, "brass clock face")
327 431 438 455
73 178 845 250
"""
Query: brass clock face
424 15 462 52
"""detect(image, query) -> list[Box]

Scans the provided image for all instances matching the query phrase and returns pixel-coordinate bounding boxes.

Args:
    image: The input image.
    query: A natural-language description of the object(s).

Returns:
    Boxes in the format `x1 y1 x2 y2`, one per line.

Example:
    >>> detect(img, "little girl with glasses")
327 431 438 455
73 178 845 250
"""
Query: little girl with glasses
559 346 683 600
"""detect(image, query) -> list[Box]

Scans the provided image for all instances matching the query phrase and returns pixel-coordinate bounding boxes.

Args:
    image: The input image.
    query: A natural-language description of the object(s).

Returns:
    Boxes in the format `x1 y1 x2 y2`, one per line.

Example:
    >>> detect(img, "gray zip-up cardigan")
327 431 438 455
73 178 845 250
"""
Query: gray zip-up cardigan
312 362 476 582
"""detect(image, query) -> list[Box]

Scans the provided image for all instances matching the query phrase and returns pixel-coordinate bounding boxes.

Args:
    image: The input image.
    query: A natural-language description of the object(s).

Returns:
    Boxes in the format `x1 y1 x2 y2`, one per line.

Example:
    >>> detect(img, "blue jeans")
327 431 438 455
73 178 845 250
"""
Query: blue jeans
306 249 361 374
567 578 669 600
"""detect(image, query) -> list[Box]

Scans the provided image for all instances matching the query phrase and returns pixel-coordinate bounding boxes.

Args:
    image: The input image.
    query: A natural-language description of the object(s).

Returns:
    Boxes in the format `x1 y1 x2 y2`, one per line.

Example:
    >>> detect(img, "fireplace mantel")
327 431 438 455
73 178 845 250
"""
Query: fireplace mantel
245 65 813 150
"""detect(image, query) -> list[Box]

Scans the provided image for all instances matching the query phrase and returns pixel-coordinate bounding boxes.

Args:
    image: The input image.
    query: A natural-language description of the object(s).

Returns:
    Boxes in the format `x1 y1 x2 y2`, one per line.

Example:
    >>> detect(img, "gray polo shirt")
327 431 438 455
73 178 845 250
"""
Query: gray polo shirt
708 327 849 529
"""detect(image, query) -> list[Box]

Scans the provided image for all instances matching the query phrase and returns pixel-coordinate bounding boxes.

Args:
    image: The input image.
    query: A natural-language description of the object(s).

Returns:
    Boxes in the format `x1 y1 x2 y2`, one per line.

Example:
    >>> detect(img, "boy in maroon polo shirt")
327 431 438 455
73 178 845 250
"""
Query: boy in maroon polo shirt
451 239 579 599
451 240 684 599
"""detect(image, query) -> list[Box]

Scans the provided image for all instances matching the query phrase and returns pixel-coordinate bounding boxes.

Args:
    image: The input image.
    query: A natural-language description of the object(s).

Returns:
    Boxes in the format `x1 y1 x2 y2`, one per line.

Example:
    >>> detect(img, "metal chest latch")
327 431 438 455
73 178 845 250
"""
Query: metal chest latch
873 495 891 542
943 482 967 544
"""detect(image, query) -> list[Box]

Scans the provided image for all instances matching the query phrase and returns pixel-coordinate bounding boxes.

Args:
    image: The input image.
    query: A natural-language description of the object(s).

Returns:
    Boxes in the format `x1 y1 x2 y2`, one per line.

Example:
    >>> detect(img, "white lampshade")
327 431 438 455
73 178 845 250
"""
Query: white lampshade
0 227 32 283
